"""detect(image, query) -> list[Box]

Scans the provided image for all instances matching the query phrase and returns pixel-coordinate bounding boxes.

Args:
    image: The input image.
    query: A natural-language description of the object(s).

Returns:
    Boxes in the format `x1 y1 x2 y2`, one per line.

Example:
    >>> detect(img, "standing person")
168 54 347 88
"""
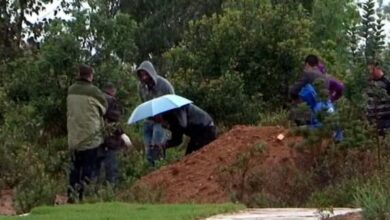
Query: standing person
366 61 390 135
96 83 125 187
67 64 108 203
135 61 174 166
156 104 217 155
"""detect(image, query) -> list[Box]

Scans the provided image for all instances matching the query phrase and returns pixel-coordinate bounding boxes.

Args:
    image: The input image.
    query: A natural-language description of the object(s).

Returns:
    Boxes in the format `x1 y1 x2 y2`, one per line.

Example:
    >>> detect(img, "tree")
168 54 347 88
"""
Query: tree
0 0 72 61
164 0 313 125
361 0 385 62
310 0 359 68
119 0 224 63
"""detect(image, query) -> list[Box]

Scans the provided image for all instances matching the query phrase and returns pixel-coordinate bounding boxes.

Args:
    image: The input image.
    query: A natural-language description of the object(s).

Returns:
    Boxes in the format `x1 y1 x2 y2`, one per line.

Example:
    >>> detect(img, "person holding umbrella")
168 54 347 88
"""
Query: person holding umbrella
158 103 217 155
128 94 217 155
135 61 174 166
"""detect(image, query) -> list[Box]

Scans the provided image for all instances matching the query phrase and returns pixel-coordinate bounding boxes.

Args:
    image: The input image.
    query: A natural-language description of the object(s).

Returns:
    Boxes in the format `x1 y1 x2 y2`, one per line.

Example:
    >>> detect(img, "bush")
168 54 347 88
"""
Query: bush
164 0 313 126
354 177 390 220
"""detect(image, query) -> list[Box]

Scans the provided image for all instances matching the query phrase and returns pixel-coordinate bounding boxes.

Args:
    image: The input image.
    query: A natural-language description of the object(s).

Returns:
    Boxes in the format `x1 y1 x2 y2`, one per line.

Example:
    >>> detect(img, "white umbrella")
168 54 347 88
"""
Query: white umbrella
128 94 193 124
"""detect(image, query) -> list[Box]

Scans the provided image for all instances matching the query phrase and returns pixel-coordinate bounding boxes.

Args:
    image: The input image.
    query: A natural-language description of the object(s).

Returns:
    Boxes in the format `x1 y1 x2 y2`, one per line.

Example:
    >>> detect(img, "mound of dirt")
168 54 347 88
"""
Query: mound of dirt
133 125 307 203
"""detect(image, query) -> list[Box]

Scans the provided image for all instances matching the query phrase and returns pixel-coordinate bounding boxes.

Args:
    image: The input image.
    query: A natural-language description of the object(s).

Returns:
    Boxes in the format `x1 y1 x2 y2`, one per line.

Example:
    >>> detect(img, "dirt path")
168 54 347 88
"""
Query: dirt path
205 208 362 220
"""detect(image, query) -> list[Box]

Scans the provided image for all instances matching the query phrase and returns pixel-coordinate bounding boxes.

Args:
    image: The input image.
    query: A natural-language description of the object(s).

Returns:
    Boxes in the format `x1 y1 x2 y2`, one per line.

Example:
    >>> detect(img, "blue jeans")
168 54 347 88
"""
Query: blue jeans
144 120 167 166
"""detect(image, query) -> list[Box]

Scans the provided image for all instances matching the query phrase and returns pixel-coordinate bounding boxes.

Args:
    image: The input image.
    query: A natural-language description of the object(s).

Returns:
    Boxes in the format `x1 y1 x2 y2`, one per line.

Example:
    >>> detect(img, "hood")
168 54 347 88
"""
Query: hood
136 61 158 85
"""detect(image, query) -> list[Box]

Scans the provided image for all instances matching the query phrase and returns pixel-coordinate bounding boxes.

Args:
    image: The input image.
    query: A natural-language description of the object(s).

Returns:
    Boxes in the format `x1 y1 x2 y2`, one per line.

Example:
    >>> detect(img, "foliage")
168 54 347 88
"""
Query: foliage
164 0 313 125
359 0 386 62
1 0 390 213
119 0 224 63
258 109 289 127
0 0 141 211
310 0 359 75
354 176 390 220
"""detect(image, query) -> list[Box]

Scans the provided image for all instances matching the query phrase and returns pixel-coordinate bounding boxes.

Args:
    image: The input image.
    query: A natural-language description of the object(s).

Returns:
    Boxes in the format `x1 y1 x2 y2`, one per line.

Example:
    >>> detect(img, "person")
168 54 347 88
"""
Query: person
289 55 329 126
135 60 174 166
289 54 329 101
67 64 108 203
156 104 217 155
366 61 390 135
96 83 125 187
289 55 343 141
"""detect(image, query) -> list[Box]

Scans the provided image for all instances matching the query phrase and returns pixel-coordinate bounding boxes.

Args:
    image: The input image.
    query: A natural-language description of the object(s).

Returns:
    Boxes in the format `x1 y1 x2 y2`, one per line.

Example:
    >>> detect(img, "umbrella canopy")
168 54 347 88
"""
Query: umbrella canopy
128 94 193 124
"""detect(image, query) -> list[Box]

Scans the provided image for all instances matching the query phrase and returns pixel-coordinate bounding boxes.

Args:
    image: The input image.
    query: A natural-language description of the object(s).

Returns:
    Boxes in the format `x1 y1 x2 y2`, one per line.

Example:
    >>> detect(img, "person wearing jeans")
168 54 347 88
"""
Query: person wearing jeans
143 120 167 166
96 83 125 186
134 61 174 166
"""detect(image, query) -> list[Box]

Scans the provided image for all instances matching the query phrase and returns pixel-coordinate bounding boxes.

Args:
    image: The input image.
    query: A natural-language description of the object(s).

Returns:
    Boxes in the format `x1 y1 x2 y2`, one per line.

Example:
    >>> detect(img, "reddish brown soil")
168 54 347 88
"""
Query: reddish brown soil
134 125 306 203
0 189 15 216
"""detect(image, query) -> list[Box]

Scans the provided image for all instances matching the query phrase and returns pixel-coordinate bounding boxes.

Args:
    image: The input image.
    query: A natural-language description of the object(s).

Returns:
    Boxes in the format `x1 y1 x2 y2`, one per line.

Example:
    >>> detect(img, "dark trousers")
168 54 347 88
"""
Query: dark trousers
186 126 217 155
376 120 390 136
96 146 118 186
68 147 98 202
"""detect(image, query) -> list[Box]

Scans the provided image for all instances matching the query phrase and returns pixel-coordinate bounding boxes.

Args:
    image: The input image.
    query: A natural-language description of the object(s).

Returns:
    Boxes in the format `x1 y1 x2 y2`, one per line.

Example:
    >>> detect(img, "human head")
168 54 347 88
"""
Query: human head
103 82 117 96
136 69 154 87
367 60 384 80
136 61 157 88
304 54 319 70
78 64 94 82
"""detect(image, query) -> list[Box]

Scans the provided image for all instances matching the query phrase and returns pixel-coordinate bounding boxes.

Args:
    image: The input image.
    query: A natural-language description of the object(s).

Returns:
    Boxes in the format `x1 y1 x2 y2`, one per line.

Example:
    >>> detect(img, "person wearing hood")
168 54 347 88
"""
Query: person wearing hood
154 104 217 155
135 61 174 166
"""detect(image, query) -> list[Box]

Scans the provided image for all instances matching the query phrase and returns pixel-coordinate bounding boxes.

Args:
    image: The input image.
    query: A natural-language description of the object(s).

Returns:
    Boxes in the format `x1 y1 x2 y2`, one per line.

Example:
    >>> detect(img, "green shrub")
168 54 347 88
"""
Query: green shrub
354 177 390 220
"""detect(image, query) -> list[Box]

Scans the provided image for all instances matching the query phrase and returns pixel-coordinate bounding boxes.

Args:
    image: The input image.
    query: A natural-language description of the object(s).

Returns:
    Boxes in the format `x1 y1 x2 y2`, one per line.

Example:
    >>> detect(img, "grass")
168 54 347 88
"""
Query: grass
0 203 244 220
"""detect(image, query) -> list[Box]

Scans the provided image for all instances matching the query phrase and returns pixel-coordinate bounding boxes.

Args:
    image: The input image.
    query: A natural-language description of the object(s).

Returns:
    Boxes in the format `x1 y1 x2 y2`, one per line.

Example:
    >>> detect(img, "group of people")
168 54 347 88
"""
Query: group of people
136 61 217 166
289 54 344 140
66 54 390 203
289 54 390 139
66 61 217 202
66 65 127 202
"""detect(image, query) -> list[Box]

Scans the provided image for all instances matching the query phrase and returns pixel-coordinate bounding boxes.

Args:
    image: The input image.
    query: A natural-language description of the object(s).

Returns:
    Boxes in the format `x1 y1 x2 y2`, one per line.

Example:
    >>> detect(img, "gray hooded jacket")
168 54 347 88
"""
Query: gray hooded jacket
136 61 174 101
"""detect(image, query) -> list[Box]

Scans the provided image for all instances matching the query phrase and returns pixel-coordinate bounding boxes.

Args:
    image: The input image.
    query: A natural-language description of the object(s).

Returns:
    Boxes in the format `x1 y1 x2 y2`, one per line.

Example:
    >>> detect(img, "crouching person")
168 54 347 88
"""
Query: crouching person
156 104 217 155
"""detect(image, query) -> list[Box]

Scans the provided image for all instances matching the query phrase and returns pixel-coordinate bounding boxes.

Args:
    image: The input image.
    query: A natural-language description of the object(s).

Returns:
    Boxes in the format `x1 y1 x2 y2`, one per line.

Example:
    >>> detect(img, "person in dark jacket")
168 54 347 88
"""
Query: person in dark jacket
289 55 329 125
366 62 390 135
135 61 174 166
96 83 124 186
156 104 217 155
289 54 329 100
